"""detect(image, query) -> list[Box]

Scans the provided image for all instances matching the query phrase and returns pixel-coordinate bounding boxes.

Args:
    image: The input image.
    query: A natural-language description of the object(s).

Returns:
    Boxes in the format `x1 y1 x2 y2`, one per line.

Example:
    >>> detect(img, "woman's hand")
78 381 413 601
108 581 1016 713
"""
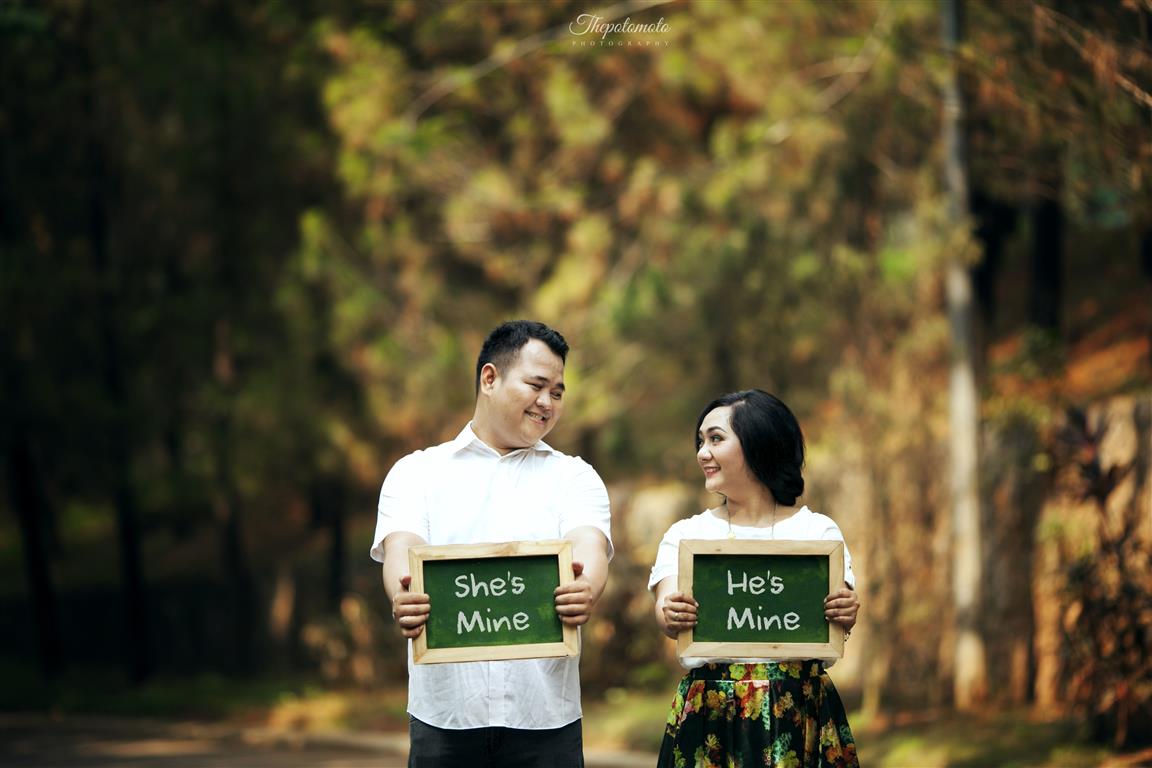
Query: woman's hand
824 584 859 633
660 590 699 638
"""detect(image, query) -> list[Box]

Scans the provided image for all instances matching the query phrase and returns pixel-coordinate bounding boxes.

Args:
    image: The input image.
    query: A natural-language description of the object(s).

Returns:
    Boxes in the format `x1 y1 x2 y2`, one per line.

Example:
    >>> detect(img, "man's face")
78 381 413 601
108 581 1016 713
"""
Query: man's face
480 338 566 453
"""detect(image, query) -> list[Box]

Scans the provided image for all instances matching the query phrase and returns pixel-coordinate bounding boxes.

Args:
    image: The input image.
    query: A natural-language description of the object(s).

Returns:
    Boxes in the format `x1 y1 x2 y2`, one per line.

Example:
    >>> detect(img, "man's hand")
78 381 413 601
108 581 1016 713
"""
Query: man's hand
382 531 429 639
554 561 597 627
392 574 431 639
555 527 610 627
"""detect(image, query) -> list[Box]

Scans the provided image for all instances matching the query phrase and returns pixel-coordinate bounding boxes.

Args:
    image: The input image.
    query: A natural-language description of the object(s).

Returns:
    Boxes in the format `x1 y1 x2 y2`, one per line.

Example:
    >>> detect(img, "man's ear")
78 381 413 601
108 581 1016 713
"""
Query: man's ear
478 362 499 393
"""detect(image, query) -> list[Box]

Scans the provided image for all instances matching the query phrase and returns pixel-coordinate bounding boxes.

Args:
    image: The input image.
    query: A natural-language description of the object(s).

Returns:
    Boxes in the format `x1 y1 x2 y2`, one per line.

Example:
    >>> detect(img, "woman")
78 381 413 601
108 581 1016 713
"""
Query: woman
649 389 860 768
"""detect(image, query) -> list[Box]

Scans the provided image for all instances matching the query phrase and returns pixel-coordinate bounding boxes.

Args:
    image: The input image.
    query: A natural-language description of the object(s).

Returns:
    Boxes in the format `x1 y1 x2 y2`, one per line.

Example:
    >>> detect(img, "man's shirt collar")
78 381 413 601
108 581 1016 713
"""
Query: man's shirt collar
450 422 557 457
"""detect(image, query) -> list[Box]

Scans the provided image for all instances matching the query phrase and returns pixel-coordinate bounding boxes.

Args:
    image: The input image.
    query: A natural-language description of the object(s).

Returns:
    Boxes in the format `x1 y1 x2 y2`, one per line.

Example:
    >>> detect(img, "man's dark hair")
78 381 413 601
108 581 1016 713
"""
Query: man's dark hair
694 389 806 505
475 320 569 394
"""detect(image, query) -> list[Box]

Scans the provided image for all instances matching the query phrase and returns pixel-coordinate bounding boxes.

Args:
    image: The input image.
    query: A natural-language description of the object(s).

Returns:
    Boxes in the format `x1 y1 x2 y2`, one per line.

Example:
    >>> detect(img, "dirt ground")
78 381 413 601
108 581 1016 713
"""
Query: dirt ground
0 714 657 768
0 715 406 768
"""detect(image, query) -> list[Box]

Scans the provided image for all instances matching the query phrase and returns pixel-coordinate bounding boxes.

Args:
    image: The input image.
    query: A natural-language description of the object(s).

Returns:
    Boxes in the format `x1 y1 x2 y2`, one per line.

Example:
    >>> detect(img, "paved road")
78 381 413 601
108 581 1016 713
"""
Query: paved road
0 714 655 768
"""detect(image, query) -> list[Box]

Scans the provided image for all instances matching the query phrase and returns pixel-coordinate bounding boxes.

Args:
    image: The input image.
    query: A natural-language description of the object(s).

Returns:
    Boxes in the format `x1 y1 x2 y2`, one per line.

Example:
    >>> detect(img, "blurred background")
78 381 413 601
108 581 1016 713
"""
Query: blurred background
2 0 1150 765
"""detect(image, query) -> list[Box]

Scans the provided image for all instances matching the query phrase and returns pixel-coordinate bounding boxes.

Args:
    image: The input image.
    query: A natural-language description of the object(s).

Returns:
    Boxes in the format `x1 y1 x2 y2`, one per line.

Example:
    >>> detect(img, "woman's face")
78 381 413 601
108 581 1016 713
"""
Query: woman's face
696 406 754 497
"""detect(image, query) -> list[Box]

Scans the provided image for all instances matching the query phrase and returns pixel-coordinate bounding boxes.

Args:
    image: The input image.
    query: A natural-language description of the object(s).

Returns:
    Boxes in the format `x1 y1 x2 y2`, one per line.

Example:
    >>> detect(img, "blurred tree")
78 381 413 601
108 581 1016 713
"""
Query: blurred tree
1 4 65 681
1 0 357 681
308 0 962 696
1058 405 1152 748
942 0 988 711
0 0 1147 729
4 424 62 680
962 0 1152 714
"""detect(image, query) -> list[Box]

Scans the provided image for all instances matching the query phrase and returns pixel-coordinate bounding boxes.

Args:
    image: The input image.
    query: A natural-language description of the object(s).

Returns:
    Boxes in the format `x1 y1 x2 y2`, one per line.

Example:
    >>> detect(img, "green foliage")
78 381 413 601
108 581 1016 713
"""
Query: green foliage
855 708 1111 767
0 660 325 720
1 1 1149 734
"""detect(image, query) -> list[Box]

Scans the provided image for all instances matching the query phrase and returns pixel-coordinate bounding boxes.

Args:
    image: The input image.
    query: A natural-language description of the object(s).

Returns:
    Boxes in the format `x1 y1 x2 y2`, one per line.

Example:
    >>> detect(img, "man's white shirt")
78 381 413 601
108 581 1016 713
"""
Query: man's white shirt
371 423 612 729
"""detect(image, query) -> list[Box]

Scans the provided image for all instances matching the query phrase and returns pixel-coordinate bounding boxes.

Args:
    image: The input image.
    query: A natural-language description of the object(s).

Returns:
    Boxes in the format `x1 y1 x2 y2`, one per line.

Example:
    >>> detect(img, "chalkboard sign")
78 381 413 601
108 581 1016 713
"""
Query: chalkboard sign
677 539 845 660
409 540 580 664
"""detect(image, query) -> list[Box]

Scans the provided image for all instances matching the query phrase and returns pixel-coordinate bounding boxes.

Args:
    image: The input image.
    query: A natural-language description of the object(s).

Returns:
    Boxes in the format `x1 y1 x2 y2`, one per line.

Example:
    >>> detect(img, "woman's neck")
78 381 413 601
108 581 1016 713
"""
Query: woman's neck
723 494 799 527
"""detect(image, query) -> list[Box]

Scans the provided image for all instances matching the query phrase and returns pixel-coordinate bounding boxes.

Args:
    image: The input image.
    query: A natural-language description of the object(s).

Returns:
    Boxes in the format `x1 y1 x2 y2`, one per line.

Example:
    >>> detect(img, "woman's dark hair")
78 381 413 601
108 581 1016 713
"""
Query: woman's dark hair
694 389 806 505
475 320 569 394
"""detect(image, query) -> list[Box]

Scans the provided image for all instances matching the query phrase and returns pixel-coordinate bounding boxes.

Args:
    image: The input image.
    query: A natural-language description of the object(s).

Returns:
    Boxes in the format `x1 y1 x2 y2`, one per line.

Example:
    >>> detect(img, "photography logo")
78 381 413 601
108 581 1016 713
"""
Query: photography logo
568 13 671 48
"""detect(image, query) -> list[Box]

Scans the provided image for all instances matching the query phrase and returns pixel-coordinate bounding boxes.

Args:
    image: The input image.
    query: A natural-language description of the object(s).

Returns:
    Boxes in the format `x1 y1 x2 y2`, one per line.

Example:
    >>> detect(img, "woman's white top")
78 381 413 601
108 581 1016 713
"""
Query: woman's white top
648 505 856 669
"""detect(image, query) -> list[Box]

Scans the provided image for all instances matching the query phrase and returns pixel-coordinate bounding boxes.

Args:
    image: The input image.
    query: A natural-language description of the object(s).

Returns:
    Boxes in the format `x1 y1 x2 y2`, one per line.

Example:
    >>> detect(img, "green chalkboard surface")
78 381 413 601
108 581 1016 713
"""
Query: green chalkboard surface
692 553 829 644
409 540 580 664
422 555 562 648
678 539 845 660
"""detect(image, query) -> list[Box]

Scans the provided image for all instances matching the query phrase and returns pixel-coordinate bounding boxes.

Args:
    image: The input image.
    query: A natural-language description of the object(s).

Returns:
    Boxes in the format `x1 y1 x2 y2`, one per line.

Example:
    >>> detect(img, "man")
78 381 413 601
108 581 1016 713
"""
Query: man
370 320 612 768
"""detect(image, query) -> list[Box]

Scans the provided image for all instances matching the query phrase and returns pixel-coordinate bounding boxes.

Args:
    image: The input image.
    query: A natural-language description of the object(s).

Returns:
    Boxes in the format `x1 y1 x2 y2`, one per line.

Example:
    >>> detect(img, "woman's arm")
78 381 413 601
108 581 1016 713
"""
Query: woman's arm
653 576 699 640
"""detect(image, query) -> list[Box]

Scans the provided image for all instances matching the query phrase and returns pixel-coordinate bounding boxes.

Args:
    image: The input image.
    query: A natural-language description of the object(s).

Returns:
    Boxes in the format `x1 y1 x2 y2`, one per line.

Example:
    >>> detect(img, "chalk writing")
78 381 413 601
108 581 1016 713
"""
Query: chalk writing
454 572 527 598
411 542 578 664
726 568 785 596
456 607 532 634
727 606 802 631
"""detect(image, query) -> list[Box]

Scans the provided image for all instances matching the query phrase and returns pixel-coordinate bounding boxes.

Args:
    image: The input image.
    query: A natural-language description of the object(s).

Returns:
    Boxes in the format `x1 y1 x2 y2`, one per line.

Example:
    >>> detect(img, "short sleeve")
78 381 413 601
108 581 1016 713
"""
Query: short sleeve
369 451 430 562
818 516 856 589
556 458 613 560
842 542 856 589
647 522 683 591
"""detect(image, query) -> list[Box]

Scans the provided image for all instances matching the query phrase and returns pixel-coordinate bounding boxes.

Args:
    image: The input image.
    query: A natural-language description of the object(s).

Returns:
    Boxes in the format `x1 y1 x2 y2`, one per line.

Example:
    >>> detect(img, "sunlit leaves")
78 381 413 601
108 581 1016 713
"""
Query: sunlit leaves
545 66 610 147
321 30 409 154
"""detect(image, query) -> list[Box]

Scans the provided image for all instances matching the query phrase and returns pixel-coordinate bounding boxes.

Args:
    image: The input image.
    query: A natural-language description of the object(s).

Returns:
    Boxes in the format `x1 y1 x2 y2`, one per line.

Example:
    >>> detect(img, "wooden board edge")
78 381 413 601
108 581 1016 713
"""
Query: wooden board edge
410 538 577 664
411 539 571 561
408 547 428 663
675 540 846 660
414 640 579 664
679 640 844 660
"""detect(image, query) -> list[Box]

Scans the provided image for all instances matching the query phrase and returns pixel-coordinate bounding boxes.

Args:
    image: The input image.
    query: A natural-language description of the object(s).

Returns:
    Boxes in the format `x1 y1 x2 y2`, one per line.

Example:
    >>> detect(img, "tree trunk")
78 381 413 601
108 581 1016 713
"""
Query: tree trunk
942 0 987 711
982 420 1045 705
311 475 347 614
7 429 63 680
1029 191 1063 332
85 0 151 684
212 321 257 676
211 4 258 673
1142 227 1152 281
970 191 1017 344
860 463 896 717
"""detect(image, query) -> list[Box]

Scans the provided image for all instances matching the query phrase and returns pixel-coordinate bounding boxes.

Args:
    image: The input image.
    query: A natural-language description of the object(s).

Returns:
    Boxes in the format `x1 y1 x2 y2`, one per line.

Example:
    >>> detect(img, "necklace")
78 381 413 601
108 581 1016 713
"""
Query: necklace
724 499 777 539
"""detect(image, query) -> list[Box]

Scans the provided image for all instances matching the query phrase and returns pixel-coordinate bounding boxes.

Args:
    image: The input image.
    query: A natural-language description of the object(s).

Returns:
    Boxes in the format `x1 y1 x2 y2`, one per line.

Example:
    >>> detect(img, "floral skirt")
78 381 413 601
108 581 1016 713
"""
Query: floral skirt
657 661 859 768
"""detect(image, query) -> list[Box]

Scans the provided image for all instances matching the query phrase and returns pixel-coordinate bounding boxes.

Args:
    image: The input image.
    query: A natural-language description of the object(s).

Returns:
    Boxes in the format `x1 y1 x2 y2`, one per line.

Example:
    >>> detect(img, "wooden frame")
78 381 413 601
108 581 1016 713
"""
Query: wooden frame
409 539 580 664
677 539 846 660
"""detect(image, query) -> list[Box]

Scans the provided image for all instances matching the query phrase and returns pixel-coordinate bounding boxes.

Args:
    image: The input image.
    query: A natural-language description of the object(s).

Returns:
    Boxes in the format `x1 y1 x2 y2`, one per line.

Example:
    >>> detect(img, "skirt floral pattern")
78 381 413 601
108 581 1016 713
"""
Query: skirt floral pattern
657 661 859 768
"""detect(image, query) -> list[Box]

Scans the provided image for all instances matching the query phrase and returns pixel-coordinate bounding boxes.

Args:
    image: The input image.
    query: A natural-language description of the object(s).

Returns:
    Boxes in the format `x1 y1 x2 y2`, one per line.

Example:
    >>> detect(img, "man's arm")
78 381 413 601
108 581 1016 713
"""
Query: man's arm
554 525 610 626
382 531 431 638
